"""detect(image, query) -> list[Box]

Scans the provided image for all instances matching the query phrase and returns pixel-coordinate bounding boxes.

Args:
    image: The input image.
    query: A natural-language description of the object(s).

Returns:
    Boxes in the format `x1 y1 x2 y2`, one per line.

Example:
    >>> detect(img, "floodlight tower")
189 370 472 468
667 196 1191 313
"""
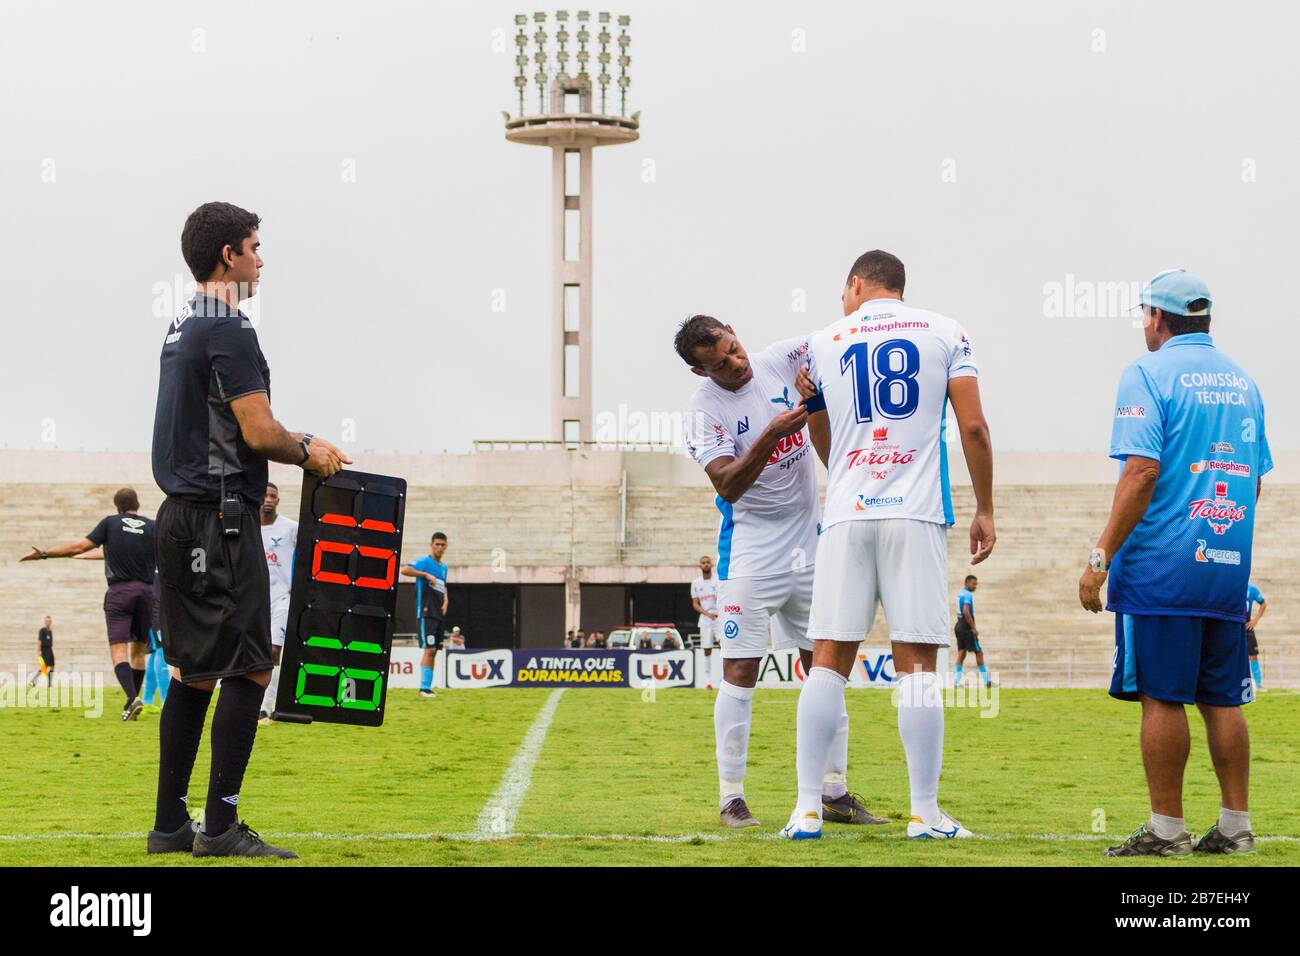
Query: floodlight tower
505 10 639 444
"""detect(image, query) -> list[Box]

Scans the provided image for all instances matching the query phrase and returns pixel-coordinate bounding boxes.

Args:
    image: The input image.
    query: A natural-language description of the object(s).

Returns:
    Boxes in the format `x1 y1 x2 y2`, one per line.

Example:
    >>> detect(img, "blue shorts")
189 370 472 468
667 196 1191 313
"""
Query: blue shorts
1110 613 1251 707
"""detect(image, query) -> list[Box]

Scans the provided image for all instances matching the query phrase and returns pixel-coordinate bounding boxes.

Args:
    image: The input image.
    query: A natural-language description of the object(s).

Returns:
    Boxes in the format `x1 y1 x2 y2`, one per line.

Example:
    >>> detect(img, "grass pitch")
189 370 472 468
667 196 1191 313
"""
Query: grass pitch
1 687 1297 866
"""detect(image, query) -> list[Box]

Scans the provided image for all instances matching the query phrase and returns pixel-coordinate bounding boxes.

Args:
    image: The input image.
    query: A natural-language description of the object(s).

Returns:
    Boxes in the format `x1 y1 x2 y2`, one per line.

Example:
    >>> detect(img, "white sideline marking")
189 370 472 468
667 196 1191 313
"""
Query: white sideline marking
469 688 566 841
3 831 1297 845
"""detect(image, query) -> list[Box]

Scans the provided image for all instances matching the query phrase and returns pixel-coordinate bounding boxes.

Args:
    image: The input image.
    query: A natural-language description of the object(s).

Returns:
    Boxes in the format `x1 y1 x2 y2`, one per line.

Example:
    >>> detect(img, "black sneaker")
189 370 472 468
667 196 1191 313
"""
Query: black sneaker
1104 823 1193 857
192 821 299 859
1194 823 1257 855
147 819 197 854
822 792 890 825
121 698 143 721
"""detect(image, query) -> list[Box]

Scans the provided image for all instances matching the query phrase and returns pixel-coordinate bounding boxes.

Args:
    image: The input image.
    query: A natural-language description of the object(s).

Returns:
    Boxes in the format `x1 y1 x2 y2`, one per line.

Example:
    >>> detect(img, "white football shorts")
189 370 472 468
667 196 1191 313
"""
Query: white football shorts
270 592 291 648
717 565 814 660
697 615 720 649
808 518 950 645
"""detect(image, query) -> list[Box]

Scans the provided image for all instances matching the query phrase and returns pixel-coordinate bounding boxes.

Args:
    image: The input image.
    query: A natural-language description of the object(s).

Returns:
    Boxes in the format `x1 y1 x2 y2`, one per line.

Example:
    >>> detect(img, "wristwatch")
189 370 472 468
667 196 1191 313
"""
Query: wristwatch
1088 548 1109 573
298 433 314 465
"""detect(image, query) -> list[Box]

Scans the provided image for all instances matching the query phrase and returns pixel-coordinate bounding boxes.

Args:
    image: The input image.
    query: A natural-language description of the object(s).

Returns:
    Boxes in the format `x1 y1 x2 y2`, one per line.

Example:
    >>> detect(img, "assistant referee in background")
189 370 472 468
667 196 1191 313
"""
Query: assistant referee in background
147 202 349 859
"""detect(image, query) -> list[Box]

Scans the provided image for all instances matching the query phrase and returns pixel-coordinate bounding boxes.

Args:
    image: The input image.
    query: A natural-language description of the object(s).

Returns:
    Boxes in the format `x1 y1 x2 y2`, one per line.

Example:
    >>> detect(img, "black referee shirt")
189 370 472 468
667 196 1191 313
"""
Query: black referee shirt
39 627 53 651
152 293 272 507
86 513 157 584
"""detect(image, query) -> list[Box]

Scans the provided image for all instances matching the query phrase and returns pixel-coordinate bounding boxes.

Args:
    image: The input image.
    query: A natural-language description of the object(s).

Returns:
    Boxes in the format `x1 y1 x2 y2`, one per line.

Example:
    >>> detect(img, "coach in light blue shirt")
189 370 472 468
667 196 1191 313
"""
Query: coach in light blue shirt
1079 269 1271 858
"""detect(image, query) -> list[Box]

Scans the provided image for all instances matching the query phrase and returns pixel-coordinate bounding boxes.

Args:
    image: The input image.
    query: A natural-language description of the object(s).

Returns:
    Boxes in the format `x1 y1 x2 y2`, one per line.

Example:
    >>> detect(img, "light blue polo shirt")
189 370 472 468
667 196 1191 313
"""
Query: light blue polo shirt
1107 333 1272 622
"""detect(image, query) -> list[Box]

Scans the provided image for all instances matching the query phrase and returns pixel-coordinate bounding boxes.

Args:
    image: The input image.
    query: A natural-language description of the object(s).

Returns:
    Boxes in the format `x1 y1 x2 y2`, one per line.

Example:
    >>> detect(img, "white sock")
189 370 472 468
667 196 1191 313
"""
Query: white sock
715 681 753 806
822 703 850 799
1218 807 1251 836
796 667 847 816
896 671 944 823
261 665 280 715
1149 812 1186 840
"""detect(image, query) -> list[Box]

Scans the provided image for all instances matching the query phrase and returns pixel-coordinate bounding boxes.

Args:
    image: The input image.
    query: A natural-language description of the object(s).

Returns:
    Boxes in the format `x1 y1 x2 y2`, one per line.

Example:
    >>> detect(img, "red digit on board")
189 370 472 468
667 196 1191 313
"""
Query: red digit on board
312 540 353 585
355 546 396 590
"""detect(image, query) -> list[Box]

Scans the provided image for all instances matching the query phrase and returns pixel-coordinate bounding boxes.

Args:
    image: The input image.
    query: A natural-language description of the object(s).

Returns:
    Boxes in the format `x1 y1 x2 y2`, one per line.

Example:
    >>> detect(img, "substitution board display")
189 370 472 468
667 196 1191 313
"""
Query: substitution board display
274 470 407 726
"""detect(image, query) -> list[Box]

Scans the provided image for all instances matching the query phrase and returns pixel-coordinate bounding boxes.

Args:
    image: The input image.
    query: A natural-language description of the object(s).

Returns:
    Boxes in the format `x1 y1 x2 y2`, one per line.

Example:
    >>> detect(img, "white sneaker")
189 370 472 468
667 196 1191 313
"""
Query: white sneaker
907 809 972 840
779 808 823 841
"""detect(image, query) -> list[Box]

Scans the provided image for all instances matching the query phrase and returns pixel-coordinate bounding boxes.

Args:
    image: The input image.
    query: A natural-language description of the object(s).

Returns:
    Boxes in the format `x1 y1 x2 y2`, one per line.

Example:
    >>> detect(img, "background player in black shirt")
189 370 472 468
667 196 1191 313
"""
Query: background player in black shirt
20 487 156 718
28 615 55 688
148 201 349 859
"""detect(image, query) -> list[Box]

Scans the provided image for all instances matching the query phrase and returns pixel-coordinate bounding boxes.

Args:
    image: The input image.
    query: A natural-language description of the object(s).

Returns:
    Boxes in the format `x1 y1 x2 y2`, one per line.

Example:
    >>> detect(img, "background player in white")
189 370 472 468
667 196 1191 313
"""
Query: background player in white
678 315 887 830
260 482 298 723
782 250 995 840
690 555 721 688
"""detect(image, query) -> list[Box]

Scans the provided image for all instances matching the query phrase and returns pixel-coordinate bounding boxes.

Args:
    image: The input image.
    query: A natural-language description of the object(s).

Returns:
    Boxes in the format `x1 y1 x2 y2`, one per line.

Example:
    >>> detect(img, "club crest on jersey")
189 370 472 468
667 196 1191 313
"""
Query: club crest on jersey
737 416 749 435
1187 481 1247 536
770 388 795 410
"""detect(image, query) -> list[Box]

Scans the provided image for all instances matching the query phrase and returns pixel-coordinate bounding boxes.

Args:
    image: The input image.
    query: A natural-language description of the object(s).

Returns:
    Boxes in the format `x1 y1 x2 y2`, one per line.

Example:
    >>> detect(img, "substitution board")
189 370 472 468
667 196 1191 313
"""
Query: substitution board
274 470 407 726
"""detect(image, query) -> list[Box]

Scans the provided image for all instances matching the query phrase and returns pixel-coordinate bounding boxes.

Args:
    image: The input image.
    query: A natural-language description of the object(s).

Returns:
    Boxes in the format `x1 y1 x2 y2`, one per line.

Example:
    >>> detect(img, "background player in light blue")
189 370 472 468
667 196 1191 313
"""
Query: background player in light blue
1079 269 1271 857
952 575 989 687
1245 583 1266 689
401 532 449 698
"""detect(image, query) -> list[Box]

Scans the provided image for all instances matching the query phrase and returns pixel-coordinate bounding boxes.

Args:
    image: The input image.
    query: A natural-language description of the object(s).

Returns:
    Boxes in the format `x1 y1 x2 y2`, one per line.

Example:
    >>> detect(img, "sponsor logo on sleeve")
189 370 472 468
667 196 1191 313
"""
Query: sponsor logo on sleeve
1115 405 1146 418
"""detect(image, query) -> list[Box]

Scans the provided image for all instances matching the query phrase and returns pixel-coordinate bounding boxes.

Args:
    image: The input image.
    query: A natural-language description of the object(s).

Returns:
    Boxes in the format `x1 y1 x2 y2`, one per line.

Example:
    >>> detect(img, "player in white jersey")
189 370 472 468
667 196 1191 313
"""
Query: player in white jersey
781 250 996 842
679 315 888 830
690 555 721 687
259 482 298 723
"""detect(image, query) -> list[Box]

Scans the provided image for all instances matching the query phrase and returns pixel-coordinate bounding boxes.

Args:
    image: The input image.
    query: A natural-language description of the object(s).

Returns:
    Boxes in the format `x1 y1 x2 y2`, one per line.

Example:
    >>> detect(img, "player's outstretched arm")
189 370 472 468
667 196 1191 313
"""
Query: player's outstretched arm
19 538 97 562
1078 454 1160 613
947 376 995 565
229 392 352 477
704 405 808 503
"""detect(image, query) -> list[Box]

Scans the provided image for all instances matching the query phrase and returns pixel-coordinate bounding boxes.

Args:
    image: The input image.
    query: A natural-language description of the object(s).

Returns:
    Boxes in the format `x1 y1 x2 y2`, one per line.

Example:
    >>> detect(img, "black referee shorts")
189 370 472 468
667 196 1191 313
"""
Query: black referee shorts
156 496 272 683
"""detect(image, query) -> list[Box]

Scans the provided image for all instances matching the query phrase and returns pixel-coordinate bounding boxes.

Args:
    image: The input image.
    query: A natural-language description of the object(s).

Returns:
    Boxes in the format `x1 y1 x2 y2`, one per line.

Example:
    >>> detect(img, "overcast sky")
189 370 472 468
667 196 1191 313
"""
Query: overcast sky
3 0 1297 455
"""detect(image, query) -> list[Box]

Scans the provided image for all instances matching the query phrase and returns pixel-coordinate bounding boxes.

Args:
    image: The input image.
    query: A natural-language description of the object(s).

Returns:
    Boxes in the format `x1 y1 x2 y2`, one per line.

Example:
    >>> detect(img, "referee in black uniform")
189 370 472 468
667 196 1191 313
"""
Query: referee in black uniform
20 487 156 718
147 202 348 858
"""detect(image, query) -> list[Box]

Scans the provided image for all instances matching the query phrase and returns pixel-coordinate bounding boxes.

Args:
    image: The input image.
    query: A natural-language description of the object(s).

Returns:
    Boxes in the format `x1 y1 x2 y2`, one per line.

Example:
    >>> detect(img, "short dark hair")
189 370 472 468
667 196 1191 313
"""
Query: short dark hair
1160 300 1212 336
181 202 261 282
673 315 727 368
846 250 906 294
113 487 140 513
265 481 278 492
964 574 978 585
432 532 447 542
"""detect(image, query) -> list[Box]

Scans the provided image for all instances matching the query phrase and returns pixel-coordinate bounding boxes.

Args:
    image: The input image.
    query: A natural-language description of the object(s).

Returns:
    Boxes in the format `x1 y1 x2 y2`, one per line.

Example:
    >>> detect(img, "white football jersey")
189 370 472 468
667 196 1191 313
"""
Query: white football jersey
262 514 299 599
684 336 821 580
808 299 978 529
690 575 720 620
